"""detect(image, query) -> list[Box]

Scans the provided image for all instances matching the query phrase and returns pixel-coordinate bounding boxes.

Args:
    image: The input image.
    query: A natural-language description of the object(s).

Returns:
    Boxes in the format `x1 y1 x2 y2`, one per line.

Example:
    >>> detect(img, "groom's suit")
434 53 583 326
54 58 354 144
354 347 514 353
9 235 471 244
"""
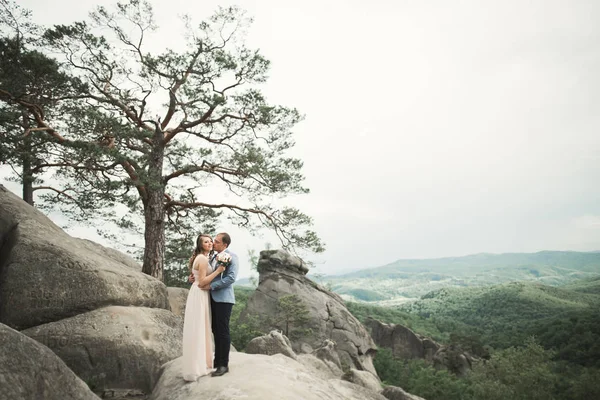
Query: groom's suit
209 248 239 369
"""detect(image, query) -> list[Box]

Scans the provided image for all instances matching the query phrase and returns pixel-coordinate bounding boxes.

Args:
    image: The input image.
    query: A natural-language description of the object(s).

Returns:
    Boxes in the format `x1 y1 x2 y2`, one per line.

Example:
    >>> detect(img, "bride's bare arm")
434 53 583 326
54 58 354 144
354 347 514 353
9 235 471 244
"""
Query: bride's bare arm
194 255 225 287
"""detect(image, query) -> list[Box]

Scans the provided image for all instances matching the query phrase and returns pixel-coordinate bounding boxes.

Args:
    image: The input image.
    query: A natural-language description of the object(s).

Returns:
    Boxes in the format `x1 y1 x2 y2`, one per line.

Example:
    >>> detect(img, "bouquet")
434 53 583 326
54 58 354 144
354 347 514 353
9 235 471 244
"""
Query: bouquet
216 252 232 278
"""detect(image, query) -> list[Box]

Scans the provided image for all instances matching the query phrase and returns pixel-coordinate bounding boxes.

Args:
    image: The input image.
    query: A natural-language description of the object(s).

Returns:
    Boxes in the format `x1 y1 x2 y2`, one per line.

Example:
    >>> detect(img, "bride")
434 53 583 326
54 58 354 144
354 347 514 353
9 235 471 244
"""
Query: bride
182 234 225 381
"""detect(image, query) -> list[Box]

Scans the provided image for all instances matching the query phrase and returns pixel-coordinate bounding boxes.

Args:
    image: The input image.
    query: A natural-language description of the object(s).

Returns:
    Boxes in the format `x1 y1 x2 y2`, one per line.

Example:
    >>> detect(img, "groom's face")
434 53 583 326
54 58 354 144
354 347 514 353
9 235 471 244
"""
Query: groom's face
213 234 226 253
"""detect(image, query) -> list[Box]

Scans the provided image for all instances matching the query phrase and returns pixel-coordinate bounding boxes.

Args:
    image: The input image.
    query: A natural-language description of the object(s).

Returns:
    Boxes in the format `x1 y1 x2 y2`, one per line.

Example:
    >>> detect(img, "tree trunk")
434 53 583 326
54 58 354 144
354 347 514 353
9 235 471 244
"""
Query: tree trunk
141 125 166 280
21 111 34 205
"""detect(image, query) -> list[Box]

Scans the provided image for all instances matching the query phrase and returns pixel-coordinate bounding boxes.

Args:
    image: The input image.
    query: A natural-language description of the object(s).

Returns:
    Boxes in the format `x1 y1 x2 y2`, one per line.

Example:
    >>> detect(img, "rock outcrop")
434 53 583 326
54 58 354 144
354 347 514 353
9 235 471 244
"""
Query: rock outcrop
166 287 189 318
366 318 439 361
245 330 297 360
0 186 169 331
381 386 427 400
150 352 387 400
433 345 474 376
22 306 183 393
342 369 382 392
0 186 179 397
367 317 473 375
0 323 100 400
241 249 378 375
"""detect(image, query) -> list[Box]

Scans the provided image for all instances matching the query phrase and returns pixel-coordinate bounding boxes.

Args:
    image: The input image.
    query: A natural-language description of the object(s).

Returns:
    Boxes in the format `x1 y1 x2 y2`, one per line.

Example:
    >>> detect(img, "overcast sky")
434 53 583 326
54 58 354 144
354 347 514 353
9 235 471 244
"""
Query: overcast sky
5 0 600 278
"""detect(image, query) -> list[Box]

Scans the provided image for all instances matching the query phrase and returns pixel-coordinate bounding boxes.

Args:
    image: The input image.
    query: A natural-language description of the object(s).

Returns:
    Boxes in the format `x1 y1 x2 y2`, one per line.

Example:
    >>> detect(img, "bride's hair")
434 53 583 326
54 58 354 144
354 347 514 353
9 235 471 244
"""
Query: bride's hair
188 234 213 272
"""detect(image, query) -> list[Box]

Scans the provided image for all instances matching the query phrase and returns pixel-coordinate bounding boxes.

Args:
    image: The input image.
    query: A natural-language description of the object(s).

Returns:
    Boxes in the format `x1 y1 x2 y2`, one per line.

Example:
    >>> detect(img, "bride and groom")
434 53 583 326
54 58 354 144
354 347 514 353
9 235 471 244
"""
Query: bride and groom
182 232 239 381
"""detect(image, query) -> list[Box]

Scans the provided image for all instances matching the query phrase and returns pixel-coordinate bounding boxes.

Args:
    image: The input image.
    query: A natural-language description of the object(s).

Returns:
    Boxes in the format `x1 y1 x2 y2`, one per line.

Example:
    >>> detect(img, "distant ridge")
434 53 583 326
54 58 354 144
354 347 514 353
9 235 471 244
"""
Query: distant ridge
321 250 600 304
334 250 600 278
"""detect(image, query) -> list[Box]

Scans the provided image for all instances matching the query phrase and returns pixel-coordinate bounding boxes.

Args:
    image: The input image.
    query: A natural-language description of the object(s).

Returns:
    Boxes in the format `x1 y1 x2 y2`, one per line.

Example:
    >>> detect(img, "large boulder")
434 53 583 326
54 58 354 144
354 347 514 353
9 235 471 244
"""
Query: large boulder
245 330 297 360
342 369 382 392
329 380 388 400
0 185 169 330
0 323 100 400
167 287 189 318
81 239 142 271
150 352 387 400
297 353 342 380
366 318 436 360
433 345 474 376
368 318 474 375
240 249 378 375
22 306 183 394
312 339 344 377
381 386 426 400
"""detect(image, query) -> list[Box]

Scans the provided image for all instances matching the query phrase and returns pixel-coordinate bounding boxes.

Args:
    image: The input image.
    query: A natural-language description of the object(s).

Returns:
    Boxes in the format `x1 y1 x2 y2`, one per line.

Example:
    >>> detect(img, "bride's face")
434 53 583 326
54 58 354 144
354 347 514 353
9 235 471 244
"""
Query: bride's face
201 237 213 252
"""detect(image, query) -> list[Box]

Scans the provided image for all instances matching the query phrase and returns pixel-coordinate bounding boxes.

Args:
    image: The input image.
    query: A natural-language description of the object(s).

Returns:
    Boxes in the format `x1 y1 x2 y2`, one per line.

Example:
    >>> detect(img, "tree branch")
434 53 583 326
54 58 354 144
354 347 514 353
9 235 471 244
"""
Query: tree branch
161 43 204 130
33 185 78 202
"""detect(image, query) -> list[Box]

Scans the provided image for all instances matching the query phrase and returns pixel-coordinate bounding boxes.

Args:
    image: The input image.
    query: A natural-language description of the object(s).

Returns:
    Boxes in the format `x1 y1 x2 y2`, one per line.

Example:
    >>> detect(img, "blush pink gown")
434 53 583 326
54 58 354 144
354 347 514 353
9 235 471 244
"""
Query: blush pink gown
182 261 214 381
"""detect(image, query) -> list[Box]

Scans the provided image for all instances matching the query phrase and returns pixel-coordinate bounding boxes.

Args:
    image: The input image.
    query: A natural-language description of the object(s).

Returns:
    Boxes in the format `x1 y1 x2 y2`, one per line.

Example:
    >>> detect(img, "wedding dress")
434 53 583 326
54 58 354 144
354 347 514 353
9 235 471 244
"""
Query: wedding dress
182 258 214 381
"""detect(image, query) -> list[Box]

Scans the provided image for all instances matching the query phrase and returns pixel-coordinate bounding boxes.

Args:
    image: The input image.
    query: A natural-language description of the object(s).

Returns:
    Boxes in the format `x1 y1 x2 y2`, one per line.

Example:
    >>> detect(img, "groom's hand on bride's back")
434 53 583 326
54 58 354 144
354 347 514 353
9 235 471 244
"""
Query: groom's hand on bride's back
188 273 195 283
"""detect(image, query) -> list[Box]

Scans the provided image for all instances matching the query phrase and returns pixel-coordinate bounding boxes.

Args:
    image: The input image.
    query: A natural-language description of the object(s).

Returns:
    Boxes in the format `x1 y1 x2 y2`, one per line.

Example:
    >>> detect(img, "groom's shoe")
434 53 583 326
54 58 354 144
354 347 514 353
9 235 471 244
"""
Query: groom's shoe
211 366 229 377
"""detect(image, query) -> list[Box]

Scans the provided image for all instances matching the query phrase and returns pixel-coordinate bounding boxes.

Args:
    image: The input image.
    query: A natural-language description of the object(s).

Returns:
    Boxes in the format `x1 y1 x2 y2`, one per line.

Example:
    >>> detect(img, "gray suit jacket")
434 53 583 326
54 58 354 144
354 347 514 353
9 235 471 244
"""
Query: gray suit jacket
209 249 238 304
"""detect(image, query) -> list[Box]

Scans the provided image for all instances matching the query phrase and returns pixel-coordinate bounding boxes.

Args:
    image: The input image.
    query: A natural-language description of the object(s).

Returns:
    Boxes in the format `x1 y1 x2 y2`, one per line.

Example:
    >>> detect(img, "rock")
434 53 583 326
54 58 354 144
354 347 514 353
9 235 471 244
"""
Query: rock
150 352 386 400
166 287 189 318
367 318 473 375
241 249 378 375
342 369 382 392
328 380 388 400
81 239 142 271
381 386 427 400
245 330 297 360
297 353 341 380
0 322 100 400
313 339 342 370
367 318 431 360
0 186 169 330
299 342 314 353
422 338 439 361
257 249 309 277
302 339 344 378
22 306 183 394
433 345 473 376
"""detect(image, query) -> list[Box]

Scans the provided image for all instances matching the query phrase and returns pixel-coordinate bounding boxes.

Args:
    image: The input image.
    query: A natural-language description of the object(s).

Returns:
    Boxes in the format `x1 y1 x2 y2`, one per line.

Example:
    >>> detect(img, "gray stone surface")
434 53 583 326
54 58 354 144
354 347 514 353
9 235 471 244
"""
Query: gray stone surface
150 352 387 400
297 353 342 380
328 380 388 400
22 306 183 394
433 345 473 376
0 322 100 400
245 330 297 359
341 369 382 392
241 249 378 375
366 318 433 360
367 317 473 376
166 287 189 318
381 386 427 400
0 186 169 330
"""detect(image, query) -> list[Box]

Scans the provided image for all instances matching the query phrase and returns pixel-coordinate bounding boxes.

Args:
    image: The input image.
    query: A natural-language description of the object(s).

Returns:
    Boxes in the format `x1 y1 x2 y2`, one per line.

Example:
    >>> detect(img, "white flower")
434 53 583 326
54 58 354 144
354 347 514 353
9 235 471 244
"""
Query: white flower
216 253 232 263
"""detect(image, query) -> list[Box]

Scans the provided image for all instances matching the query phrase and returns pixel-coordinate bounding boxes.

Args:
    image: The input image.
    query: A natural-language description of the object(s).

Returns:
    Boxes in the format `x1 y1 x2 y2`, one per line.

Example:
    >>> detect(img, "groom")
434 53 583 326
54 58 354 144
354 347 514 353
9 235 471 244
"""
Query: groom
202 232 238 377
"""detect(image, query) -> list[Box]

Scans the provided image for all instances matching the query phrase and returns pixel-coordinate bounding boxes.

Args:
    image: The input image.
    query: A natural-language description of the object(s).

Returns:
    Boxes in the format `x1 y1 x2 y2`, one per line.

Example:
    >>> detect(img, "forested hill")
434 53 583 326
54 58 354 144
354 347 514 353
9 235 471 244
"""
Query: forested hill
401 278 600 355
323 251 600 304
345 276 600 400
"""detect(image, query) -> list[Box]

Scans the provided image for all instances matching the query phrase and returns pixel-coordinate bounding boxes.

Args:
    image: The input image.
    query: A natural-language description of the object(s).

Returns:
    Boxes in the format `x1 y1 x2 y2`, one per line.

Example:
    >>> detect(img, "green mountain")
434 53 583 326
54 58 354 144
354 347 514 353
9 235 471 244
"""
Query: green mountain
324 251 600 304
399 279 600 365
346 277 600 400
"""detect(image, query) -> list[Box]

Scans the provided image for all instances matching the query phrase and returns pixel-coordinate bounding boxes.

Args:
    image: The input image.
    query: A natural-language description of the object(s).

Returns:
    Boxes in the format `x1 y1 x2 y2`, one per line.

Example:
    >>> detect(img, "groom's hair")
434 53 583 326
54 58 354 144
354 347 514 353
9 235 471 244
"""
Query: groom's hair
218 232 231 247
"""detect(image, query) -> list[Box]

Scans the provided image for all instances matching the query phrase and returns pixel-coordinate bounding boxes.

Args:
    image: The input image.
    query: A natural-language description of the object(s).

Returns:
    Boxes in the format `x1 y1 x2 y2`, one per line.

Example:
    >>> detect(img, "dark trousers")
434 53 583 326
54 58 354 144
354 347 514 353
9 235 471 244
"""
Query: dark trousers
211 298 233 368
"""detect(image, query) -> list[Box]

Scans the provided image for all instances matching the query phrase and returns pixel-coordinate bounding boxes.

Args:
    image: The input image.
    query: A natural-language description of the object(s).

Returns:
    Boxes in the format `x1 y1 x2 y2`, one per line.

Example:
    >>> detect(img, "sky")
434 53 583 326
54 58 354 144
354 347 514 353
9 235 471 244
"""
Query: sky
4 0 600 278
